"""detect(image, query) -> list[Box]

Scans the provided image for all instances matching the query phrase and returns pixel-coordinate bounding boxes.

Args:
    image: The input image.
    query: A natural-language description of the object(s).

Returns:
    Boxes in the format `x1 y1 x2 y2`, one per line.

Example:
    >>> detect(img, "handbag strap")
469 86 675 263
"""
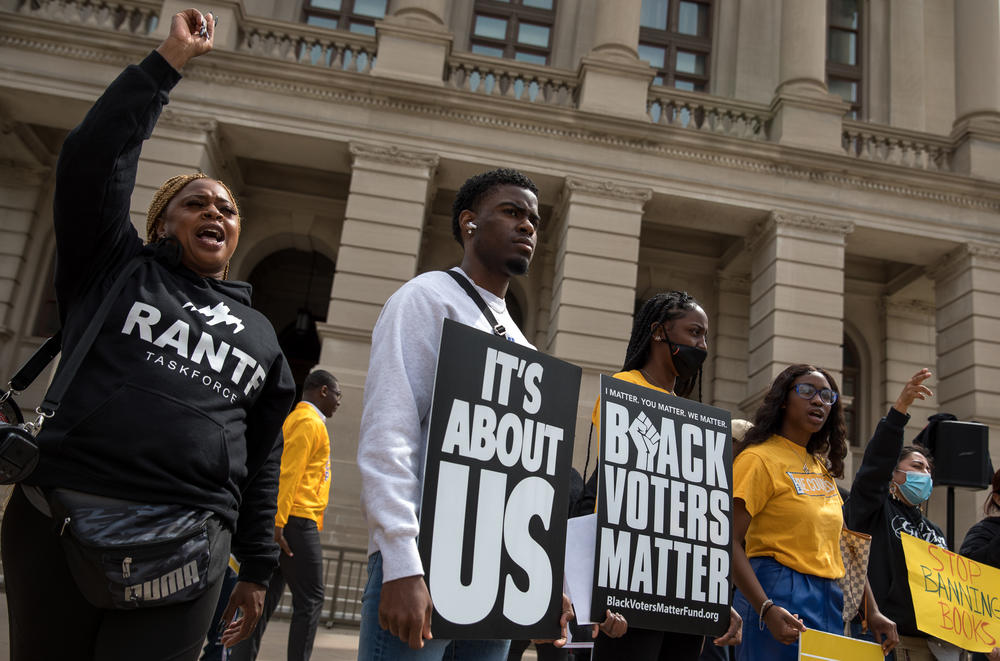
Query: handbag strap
7 332 62 393
38 256 147 416
444 270 507 338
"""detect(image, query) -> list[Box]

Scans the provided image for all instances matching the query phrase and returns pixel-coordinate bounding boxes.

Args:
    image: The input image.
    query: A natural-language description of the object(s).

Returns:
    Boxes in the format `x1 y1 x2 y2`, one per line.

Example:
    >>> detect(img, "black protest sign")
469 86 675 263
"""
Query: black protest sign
591 375 733 635
419 318 582 640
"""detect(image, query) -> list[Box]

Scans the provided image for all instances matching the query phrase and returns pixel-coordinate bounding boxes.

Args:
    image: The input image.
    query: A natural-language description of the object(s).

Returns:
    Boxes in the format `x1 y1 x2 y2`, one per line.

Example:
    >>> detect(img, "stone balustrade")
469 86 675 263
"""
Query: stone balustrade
17 0 159 35
647 86 772 141
445 53 578 107
239 18 376 74
842 120 953 171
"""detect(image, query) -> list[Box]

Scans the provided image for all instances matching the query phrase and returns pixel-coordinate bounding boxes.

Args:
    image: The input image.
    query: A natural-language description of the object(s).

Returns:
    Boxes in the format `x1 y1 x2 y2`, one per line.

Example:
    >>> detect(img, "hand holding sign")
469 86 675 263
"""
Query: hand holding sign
763 605 805 645
379 575 434 650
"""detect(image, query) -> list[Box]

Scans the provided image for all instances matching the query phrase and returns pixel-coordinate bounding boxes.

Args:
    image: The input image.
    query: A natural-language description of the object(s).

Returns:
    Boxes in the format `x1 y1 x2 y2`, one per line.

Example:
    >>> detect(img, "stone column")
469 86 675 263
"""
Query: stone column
951 0 1000 180
888 0 926 130
745 212 854 405
927 242 1000 541
317 142 438 548
712 273 751 418
372 0 453 86
547 177 649 468
881 296 937 426
769 0 848 151
576 0 654 121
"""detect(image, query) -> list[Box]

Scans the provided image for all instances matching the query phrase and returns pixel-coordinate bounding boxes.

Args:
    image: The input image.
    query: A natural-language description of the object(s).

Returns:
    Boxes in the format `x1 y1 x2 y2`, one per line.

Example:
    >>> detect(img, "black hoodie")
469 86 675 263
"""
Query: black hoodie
26 51 295 585
844 407 947 637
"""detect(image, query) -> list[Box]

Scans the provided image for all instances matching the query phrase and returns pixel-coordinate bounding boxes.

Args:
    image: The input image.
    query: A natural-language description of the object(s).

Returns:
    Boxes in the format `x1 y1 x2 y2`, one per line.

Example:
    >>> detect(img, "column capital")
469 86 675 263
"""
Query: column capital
158 108 219 135
348 142 440 171
926 241 1000 282
879 296 936 320
715 272 751 294
562 177 653 204
745 211 855 253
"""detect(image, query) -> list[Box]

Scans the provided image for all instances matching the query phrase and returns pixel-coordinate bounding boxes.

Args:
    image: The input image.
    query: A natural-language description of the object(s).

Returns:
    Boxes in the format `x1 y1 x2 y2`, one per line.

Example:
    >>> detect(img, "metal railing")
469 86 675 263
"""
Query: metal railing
272 544 369 627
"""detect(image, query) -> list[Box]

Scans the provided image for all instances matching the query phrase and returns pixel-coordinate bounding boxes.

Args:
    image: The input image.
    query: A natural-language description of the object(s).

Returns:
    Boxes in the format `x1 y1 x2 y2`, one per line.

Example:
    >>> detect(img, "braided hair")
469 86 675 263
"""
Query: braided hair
622 291 700 398
738 363 848 479
451 168 538 244
144 173 240 278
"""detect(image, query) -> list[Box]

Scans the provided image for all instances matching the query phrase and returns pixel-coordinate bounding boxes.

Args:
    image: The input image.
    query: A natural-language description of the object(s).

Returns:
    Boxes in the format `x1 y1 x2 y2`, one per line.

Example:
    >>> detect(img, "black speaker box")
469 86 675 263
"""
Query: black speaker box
931 420 992 490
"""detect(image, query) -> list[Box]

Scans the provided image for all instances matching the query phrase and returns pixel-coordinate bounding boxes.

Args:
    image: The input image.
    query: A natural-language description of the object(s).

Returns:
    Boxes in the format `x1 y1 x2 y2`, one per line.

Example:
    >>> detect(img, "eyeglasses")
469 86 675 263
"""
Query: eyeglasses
791 383 838 406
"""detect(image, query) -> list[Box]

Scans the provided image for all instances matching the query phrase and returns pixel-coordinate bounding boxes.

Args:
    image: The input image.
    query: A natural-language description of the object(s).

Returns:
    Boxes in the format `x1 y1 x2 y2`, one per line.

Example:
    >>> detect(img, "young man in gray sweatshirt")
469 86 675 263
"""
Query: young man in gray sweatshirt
356 169 547 660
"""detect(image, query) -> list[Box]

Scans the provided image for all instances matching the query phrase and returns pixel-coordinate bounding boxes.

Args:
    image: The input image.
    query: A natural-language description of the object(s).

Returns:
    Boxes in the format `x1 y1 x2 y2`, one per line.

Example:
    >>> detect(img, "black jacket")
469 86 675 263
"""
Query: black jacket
27 51 295 585
844 407 947 636
960 516 1000 568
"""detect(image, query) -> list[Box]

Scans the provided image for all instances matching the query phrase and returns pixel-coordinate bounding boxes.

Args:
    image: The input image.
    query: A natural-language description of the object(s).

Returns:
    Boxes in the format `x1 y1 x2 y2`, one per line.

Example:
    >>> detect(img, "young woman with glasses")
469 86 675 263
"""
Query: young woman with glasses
732 364 898 661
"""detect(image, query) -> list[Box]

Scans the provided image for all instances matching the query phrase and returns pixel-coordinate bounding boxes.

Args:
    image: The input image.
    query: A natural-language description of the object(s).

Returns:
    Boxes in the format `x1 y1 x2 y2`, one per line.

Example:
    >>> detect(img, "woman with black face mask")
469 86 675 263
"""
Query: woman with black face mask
585 291 742 660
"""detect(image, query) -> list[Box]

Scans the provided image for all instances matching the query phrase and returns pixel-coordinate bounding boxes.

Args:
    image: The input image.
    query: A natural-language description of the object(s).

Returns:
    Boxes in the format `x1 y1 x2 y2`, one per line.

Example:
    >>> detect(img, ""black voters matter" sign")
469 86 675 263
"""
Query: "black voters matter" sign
592 375 733 636
419 319 582 640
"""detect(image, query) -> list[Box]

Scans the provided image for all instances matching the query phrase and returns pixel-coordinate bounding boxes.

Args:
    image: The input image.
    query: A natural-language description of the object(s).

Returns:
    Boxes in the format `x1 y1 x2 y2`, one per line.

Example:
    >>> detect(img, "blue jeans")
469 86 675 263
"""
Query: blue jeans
733 557 843 661
358 551 511 661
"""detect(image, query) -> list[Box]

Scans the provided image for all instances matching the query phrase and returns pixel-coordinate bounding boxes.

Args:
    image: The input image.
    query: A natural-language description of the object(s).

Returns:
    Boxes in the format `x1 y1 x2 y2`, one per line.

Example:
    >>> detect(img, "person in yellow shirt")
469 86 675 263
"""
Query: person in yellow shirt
731 364 897 661
231 369 341 661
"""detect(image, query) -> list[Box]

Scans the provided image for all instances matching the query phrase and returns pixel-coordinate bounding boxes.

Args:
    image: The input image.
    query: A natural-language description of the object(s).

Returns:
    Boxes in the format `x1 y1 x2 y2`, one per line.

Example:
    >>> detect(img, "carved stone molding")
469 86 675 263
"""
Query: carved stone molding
0 160 50 186
715 272 751 293
880 296 935 320
563 177 653 204
926 241 1000 282
348 142 439 171
158 109 219 135
745 211 855 253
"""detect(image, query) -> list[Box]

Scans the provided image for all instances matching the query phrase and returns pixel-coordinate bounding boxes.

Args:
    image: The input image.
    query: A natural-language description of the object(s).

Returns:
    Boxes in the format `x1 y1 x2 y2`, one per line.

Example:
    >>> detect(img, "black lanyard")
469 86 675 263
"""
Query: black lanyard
443 270 508 338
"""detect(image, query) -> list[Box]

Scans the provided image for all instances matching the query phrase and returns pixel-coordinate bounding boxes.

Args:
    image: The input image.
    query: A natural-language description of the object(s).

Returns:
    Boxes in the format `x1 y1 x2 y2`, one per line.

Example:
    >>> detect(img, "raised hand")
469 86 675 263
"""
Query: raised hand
893 368 933 415
155 8 216 71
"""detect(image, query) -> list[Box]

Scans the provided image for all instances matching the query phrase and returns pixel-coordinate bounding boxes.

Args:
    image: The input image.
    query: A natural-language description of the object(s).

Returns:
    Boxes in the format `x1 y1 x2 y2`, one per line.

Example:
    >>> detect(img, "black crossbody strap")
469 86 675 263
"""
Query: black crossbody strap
444 270 507 337
39 256 148 415
8 332 63 393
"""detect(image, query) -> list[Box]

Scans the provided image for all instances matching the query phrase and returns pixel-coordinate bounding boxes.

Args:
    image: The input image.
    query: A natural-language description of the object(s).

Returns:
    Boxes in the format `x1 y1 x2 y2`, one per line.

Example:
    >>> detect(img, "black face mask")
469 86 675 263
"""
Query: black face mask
666 338 707 380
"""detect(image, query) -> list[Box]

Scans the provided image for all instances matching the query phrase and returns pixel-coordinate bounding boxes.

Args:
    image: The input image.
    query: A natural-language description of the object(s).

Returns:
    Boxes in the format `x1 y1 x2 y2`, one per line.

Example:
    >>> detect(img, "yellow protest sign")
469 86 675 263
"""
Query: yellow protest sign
900 532 1000 652
798 628 883 660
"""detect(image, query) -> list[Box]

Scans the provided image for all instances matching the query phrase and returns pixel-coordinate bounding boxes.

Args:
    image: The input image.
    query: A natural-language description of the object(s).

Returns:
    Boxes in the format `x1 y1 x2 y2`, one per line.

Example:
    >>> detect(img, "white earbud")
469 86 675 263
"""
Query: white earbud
468 223 478 229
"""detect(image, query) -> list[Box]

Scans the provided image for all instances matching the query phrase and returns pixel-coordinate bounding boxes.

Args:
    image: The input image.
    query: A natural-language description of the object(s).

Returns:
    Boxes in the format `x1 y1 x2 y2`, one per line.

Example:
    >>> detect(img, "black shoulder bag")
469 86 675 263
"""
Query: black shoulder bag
444 269 508 338
3 256 225 609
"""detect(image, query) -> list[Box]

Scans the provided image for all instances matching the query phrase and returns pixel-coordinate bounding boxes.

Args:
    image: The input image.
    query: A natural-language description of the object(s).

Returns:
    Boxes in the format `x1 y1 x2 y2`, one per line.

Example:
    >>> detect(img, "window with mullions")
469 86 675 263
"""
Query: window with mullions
302 0 387 36
469 0 556 66
638 0 712 92
827 0 862 119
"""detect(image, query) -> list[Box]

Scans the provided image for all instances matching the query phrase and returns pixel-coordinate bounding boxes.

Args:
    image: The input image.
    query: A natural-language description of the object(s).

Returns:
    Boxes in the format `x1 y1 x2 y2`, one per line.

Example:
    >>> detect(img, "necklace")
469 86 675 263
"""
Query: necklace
639 368 672 393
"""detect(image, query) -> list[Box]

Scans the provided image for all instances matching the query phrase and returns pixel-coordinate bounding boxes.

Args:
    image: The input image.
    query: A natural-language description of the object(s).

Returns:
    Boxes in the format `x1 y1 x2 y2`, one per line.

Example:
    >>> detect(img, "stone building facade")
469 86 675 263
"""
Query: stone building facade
1 0 998 550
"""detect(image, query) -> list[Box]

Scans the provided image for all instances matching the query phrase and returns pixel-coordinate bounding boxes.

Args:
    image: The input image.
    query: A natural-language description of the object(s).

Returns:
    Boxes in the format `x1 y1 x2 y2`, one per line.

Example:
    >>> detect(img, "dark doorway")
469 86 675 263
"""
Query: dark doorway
248 249 335 397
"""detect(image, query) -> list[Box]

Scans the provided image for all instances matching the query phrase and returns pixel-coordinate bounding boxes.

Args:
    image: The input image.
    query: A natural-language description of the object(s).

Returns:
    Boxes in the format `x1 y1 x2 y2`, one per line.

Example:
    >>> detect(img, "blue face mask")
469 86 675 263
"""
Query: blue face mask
896 471 933 505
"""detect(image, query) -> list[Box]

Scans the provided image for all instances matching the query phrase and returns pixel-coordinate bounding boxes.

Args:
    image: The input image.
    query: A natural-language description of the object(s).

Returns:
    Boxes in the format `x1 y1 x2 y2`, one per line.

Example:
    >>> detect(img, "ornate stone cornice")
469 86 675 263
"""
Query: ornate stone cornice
5 32 1000 218
0 160 50 185
926 241 1000 282
563 177 653 204
745 212 855 253
348 142 440 170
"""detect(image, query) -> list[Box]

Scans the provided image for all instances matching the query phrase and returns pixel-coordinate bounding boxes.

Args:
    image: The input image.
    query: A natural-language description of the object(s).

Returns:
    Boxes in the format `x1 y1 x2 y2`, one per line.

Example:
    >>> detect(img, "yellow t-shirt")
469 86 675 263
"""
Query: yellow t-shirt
591 370 671 428
733 434 844 579
276 401 332 530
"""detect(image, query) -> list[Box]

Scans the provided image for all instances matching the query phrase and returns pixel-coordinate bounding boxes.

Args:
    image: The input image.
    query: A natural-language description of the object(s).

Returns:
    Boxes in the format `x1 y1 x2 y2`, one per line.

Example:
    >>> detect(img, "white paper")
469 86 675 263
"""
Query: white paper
564 513 597 625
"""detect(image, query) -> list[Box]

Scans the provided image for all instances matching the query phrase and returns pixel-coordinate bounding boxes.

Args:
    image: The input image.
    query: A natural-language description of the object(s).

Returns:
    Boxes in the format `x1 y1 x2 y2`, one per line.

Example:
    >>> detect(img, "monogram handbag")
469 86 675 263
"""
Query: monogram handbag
837 525 872 632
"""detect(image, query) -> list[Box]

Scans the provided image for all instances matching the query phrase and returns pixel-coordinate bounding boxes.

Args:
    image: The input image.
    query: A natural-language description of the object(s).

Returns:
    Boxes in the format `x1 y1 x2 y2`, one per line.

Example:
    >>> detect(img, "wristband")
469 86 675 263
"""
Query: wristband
758 598 774 630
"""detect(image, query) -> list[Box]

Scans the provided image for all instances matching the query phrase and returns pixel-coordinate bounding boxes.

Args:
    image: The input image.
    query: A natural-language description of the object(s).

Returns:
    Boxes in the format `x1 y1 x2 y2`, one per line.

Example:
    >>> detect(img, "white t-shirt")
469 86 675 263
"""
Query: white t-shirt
357 268 533 582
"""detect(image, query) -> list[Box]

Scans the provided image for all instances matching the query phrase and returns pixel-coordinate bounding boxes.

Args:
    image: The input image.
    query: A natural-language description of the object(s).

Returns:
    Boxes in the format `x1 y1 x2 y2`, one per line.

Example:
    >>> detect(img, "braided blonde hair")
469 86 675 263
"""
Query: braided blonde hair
145 173 240 278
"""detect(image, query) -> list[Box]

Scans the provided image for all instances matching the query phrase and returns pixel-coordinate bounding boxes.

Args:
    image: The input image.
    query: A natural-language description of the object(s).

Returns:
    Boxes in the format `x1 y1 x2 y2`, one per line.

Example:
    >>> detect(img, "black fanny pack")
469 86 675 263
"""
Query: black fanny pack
46 488 227 609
